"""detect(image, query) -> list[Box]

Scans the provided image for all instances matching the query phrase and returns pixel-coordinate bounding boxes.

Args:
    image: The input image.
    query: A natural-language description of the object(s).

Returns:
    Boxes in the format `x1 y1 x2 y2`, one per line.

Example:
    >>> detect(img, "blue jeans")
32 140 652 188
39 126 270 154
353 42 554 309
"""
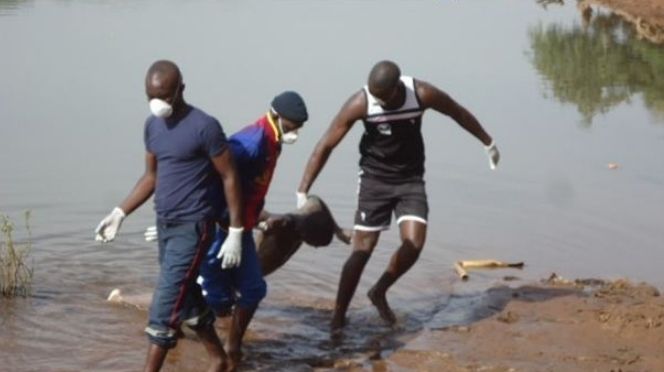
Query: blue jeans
145 220 216 349
197 227 267 314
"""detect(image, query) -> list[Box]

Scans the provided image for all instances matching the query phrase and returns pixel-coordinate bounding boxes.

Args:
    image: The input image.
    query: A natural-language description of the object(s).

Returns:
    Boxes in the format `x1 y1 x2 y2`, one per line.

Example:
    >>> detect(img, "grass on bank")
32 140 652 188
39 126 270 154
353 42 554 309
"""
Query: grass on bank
1 211 33 297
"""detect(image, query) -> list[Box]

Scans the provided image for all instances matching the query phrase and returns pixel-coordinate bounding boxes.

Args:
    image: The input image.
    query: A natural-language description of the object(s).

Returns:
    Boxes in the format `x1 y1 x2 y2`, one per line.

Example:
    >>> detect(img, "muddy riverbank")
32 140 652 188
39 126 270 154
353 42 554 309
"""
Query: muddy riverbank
379 278 664 371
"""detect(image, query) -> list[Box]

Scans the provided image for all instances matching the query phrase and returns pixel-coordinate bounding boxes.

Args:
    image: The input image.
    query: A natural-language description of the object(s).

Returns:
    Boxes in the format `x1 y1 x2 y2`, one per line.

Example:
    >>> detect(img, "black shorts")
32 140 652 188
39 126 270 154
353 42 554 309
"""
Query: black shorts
354 175 428 231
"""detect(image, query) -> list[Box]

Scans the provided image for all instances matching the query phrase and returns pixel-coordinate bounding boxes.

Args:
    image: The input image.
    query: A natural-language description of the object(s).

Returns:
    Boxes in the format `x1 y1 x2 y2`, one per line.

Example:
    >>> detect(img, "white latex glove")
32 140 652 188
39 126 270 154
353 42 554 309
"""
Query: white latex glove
144 225 157 242
296 191 308 209
217 226 243 269
484 141 500 170
95 207 126 243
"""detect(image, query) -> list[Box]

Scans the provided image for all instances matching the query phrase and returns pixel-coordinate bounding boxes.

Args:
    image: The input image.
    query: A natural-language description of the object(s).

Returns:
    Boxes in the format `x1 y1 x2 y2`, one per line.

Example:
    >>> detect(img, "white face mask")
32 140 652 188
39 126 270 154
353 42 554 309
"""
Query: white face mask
278 117 299 144
149 98 173 118
282 130 299 144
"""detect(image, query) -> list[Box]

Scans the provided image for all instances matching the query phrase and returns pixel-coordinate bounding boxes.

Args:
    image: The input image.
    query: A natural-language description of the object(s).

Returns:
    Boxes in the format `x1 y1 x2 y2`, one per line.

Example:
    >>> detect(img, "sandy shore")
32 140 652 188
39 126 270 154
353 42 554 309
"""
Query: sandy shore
379 278 664 371
109 276 664 371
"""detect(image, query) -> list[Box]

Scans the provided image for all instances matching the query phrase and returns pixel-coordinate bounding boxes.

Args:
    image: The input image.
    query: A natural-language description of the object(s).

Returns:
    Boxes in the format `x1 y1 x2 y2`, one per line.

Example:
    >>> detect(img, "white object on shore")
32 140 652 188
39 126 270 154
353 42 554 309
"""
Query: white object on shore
107 288 123 302
107 288 151 310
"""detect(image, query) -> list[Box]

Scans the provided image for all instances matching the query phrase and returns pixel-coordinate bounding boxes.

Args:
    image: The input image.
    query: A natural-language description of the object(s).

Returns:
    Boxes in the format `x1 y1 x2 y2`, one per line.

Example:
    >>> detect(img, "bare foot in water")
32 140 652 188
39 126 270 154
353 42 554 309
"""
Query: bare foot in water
367 287 396 325
207 356 227 372
223 340 243 372
224 349 242 372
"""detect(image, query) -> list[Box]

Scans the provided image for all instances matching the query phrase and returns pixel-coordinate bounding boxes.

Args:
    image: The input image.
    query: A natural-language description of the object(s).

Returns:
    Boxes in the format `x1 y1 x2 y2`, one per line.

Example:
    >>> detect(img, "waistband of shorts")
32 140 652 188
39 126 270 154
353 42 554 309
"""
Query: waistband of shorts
358 173 425 184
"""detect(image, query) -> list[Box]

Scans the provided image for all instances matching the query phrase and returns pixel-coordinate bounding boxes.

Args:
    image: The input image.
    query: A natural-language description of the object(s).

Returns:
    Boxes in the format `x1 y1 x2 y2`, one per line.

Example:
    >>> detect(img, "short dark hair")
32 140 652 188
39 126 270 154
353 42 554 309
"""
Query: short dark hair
368 60 401 93
146 60 181 84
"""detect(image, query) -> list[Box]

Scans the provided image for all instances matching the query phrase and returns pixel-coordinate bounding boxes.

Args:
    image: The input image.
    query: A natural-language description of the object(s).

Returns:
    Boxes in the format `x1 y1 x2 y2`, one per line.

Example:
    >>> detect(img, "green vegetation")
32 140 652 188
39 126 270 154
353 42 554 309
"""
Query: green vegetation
529 12 664 125
1 211 34 297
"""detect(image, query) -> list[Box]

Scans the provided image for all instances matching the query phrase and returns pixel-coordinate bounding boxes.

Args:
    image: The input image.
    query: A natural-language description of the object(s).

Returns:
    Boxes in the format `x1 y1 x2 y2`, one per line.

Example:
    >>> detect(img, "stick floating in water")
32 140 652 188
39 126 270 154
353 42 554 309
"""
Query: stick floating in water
454 259 525 281
454 262 469 280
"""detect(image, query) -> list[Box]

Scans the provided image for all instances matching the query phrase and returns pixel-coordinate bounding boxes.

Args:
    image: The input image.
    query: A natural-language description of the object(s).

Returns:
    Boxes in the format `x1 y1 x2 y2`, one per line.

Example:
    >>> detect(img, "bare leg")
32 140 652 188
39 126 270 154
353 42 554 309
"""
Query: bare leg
330 230 380 332
144 344 168 372
225 306 257 371
368 221 426 325
194 323 228 372
143 324 227 372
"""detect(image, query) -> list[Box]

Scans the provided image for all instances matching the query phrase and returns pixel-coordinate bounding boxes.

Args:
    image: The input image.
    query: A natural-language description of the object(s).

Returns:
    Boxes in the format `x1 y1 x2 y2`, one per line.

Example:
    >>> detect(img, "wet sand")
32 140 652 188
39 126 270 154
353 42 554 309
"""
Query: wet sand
105 276 664 371
379 278 664 372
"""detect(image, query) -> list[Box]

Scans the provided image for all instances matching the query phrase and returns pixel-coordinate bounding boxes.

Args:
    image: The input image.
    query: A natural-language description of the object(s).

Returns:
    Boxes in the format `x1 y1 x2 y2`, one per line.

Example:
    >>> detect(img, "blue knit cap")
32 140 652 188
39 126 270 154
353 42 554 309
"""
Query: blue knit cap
271 91 308 123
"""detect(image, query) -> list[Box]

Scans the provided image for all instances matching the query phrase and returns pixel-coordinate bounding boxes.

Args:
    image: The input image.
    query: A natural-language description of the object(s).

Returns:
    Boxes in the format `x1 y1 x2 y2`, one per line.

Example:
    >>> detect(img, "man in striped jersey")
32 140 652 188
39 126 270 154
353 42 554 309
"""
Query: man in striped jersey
296 60 500 332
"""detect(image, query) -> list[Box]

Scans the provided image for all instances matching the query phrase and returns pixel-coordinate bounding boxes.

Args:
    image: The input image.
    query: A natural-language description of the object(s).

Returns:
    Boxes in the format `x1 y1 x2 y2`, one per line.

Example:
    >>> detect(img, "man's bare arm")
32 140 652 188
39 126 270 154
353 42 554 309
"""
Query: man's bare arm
297 91 366 194
119 152 157 215
417 80 492 146
211 149 243 228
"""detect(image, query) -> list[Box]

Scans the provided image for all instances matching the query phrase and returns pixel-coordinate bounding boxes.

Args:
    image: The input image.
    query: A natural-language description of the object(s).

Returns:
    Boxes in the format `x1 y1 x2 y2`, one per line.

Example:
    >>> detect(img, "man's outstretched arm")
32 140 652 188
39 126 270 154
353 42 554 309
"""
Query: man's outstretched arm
297 91 366 197
417 80 499 169
95 152 156 242
119 152 158 215
417 80 492 145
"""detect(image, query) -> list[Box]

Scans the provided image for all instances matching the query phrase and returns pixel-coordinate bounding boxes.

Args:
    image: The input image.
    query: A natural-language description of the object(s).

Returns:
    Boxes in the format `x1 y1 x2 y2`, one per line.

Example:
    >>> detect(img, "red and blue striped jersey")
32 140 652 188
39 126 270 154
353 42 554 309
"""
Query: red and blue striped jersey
225 113 281 229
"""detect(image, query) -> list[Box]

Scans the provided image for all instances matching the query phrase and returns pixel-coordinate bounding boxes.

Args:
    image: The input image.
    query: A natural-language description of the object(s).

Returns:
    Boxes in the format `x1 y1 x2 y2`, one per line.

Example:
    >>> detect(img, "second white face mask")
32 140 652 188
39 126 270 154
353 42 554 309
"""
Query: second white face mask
282 131 298 144
149 98 173 118
278 117 299 144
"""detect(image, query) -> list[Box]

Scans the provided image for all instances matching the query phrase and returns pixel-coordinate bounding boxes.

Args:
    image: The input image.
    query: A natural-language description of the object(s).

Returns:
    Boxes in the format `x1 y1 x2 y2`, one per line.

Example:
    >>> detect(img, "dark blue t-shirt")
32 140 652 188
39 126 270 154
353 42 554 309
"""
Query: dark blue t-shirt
144 105 228 222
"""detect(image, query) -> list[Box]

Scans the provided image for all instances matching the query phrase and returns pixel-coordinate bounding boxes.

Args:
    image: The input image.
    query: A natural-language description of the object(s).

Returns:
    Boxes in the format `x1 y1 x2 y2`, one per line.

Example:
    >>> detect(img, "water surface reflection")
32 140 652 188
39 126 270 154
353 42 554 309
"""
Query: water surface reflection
0 0 27 12
530 5 664 125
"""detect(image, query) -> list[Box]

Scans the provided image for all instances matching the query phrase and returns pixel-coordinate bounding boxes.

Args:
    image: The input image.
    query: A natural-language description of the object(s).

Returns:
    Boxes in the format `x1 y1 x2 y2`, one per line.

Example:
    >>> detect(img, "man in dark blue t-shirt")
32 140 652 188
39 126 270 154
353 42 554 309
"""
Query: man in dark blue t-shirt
94 60 243 372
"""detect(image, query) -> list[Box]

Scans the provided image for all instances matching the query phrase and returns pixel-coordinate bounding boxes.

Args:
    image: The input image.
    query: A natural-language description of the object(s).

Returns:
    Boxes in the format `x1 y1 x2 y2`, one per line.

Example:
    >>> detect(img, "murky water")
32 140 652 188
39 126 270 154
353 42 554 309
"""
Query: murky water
1 0 663 370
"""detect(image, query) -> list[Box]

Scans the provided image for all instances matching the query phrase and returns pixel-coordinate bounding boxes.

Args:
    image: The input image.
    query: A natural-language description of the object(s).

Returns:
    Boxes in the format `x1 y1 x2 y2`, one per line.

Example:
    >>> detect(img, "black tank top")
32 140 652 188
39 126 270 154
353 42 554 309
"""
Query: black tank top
360 76 425 181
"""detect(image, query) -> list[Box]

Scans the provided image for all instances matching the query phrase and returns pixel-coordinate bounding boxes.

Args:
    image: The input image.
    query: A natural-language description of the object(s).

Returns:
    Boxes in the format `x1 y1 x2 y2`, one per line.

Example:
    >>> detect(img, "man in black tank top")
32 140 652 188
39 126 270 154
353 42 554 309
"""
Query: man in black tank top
297 60 500 333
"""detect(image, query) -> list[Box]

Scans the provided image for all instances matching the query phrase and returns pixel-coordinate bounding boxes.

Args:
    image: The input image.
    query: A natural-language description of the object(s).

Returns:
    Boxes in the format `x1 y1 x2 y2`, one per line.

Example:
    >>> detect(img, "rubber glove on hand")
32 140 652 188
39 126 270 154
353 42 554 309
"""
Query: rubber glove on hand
217 226 243 269
485 141 500 170
144 226 157 242
95 207 126 242
296 191 308 209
